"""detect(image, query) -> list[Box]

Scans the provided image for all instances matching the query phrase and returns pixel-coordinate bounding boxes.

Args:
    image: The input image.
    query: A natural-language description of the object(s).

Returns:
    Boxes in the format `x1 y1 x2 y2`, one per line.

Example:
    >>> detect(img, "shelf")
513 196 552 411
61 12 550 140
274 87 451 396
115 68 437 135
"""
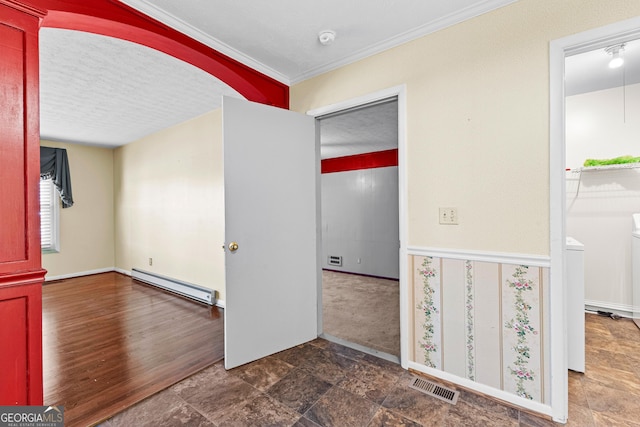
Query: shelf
567 162 640 198
568 162 640 173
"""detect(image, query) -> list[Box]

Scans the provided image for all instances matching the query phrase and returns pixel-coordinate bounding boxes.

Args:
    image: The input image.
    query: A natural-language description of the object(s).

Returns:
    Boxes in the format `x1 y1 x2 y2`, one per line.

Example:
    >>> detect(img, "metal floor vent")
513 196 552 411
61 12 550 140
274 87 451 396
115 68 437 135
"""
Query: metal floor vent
408 377 459 405
328 255 342 266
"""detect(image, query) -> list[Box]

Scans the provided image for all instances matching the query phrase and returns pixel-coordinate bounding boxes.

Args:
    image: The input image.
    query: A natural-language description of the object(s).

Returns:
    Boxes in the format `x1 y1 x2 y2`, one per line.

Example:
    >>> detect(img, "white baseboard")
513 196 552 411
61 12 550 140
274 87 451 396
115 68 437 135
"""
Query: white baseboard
115 267 131 276
407 361 553 419
584 299 633 318
132 268 215 305
44 267 226 309
44 267 115 282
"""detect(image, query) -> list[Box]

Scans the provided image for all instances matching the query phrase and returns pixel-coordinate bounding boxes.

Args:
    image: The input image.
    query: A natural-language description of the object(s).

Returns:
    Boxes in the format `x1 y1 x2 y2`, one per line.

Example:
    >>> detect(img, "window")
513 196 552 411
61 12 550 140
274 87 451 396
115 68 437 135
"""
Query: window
40 178 60 253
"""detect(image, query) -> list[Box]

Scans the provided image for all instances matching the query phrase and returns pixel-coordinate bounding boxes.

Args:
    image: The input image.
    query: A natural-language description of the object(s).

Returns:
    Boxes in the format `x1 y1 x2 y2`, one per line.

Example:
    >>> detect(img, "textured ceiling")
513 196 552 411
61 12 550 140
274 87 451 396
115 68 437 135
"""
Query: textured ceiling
319 100 398 159
565 38 640 96
39 28 242 147
39 0 519 148
38 1 639 151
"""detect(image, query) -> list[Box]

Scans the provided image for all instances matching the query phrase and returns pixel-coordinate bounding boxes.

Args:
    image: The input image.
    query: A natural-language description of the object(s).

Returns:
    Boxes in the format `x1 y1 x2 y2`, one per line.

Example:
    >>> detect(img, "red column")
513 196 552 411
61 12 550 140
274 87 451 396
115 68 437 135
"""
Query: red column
0 0 46 405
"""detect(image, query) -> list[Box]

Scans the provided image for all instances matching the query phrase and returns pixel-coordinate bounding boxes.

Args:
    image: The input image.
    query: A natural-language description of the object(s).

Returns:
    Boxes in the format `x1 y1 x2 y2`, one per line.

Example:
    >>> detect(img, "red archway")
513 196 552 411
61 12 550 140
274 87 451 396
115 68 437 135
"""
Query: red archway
36 0 289 108
0 0 288 406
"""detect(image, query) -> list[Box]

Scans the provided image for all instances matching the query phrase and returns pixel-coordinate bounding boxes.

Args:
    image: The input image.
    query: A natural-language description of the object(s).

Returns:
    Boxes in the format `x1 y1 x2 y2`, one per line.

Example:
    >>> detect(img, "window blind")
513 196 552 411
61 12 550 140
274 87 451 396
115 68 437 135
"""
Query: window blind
40 178 57 251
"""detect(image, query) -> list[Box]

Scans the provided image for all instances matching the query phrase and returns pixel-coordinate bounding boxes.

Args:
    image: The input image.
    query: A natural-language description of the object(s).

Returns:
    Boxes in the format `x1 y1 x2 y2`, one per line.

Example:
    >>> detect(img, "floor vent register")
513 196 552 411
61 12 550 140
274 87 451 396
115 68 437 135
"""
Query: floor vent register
408 376 460 405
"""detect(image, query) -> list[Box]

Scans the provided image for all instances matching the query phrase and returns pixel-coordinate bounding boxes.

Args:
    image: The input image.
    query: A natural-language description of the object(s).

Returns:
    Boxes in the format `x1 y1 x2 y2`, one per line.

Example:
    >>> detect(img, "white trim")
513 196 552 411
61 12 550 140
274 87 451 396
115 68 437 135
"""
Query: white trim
118 0 517 85
407 361 553 418
115 267 131 276
308 85 404 118
584 300 633 317
118 0 290 85
315 118 324 337
44 267 115 282
132 268 215 305
44 267 227 307
549 32 569 427
549 15 640 424
307 84 408 368
320 333 400 364
398 87 409 370
290 0 519 83
408 246 550 268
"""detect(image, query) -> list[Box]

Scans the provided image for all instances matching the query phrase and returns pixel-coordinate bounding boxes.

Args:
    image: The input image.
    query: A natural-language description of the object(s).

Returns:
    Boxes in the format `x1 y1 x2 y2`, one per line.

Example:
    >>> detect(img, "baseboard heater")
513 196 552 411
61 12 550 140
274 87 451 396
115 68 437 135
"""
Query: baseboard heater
131 268 215 305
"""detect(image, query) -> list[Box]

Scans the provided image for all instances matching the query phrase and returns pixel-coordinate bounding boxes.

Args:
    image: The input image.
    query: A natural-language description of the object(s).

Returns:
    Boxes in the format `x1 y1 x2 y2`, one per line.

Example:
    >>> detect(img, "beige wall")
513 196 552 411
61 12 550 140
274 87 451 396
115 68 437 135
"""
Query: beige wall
40 140 115 278
114 109 225 301
291 0 640 256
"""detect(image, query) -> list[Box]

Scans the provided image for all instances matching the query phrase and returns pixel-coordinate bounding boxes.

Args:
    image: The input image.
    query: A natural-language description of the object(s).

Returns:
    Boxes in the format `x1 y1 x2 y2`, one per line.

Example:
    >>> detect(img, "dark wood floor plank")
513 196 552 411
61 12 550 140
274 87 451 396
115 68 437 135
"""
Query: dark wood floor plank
42 272 224 427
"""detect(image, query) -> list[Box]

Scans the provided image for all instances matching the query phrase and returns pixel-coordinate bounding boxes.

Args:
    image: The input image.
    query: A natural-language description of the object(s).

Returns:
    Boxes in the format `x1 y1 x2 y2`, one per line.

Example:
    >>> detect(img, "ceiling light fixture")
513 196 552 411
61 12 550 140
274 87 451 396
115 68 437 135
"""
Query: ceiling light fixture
318 30 336 46
605 44 625 69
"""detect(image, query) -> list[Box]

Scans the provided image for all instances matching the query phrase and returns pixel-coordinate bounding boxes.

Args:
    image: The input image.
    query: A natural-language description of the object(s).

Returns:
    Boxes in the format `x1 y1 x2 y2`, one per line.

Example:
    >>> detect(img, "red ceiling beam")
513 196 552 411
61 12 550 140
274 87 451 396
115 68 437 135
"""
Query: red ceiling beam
321 149 398 174
28 0 289 108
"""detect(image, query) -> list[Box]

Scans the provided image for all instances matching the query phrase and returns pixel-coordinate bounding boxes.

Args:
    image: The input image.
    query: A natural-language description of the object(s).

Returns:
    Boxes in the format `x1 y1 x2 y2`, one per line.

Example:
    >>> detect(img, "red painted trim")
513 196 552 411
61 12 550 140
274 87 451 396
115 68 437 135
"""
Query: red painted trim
30 0 289 108
0 1 43 275
0 281 43 405
0 2 45 406
321 149 398 174
0 269 47 288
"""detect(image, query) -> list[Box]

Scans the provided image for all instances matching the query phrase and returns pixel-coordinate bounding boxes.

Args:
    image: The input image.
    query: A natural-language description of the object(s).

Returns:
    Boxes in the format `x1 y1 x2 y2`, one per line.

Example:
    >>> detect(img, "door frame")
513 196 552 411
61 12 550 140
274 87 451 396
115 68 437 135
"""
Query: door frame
549 16 640 423
307 85 408 368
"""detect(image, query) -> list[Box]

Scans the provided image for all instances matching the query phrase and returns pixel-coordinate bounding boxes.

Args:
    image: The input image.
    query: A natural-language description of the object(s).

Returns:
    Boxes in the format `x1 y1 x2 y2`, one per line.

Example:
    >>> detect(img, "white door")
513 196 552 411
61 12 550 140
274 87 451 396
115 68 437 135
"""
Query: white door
223 96 319 369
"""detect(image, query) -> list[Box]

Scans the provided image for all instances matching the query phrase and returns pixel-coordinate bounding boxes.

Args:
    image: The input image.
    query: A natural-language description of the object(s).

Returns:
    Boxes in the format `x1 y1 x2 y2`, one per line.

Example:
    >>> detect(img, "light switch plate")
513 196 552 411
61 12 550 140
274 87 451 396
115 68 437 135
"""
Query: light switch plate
439 207 458 225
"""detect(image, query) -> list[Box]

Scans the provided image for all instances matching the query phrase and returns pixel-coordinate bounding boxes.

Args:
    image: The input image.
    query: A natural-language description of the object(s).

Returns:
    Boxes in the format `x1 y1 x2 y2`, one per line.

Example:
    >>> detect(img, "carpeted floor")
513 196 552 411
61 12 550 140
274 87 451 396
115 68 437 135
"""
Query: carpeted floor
322 270 400 356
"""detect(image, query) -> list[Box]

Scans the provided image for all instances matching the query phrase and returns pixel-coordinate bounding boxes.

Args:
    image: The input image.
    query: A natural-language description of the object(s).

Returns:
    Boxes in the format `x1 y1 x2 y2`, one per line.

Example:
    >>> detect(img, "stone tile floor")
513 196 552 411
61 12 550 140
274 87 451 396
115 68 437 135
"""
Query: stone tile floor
101 314 640 426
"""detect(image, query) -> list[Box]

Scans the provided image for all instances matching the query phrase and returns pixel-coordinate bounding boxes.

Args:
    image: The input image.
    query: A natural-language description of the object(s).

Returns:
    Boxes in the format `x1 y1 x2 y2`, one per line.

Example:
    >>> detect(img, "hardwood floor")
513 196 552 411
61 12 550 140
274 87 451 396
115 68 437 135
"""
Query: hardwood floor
42 272 224 427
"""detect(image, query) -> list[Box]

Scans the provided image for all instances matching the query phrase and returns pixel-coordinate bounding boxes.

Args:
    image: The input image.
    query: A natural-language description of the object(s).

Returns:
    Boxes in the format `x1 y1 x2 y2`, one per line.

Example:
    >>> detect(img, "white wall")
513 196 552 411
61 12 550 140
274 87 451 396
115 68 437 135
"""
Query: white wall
566 168 640 312
322 166 399 278
566 83 640 169
566 83 640 312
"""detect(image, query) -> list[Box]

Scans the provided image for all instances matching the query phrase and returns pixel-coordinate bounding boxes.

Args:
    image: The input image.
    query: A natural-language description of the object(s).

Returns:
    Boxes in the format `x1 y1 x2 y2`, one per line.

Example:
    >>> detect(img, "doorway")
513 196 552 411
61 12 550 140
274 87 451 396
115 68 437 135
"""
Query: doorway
549 16 640 422
308 87 407 364
564 38 640 321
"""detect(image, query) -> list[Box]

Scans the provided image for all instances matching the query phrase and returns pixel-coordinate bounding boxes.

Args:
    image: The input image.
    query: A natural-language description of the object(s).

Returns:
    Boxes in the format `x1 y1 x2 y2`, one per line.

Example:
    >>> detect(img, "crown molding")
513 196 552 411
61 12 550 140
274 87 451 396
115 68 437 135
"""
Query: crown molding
290 0 519 83
118 0 290 85
120 0 518 86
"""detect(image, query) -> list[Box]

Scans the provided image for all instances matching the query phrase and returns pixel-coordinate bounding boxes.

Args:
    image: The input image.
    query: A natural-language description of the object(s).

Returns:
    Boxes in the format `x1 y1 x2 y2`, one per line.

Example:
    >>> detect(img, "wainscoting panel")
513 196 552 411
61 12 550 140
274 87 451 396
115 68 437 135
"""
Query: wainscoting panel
410 252 550 405
412 255 442 370
441 258 466 378
501 264 543 402
471 261 501 389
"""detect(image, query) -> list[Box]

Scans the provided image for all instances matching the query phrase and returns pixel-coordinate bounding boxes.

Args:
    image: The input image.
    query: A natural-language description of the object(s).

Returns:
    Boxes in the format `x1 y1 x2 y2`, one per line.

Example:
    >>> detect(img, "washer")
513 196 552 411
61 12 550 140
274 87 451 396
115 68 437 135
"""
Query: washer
632 214 640 329
566 236 585 372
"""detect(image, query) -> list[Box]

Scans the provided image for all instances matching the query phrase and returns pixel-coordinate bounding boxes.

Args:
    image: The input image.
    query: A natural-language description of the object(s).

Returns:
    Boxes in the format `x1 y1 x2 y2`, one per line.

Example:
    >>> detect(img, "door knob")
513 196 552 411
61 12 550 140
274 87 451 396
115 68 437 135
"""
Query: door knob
228 242 239 252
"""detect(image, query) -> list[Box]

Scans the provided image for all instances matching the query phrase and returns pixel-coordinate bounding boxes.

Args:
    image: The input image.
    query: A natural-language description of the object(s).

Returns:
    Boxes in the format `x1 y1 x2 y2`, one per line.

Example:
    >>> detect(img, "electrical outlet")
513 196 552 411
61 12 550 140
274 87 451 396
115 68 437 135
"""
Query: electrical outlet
149 257 153 266
439 207 458 225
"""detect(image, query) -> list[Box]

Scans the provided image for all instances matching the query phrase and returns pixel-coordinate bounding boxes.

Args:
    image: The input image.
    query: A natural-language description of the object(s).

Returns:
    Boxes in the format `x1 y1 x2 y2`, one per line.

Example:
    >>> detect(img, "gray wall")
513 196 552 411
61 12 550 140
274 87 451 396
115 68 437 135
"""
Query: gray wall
321 166 399 279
